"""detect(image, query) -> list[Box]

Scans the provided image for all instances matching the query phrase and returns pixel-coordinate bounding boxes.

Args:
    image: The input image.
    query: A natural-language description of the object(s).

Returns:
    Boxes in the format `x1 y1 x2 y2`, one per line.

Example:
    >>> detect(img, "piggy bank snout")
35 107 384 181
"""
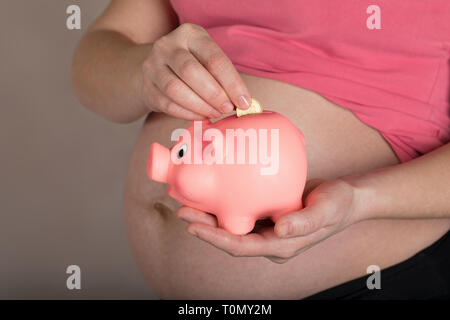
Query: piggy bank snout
147 143 170 183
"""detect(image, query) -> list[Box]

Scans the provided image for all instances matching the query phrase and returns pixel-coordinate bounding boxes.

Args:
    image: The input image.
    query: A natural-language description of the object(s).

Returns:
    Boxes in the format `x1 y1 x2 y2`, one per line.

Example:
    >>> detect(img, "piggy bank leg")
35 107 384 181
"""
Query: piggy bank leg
217 215 255 236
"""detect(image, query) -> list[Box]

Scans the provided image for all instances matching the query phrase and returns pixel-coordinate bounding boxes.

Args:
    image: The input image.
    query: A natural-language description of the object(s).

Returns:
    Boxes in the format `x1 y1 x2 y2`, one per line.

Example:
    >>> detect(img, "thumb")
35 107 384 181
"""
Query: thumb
274 205 326 238
302 178 327 203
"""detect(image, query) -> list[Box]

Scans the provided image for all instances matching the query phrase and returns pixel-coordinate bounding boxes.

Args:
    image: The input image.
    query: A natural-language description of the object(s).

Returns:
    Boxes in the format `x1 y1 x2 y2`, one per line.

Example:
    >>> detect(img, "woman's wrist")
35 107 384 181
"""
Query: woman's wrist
340 172 384 222
340 144 450 221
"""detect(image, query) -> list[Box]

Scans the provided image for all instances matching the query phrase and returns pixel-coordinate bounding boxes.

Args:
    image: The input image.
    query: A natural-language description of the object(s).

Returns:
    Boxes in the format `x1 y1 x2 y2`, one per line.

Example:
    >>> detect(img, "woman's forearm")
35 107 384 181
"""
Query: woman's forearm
349 143 450 220
72 29 151 123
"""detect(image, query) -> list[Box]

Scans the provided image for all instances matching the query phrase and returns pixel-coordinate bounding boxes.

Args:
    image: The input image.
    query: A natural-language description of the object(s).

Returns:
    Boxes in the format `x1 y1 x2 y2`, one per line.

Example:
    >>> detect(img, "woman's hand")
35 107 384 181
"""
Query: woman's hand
139 23 251 120
177 178 366 264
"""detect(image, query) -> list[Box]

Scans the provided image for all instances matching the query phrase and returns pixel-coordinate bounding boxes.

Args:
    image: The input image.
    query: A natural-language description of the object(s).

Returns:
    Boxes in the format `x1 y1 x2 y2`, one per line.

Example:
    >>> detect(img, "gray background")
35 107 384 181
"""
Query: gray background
0 0 157 299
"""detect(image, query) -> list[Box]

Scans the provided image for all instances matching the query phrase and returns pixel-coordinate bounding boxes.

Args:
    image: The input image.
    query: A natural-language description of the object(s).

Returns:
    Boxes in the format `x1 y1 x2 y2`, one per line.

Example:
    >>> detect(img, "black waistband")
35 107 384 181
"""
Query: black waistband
305 229 450 300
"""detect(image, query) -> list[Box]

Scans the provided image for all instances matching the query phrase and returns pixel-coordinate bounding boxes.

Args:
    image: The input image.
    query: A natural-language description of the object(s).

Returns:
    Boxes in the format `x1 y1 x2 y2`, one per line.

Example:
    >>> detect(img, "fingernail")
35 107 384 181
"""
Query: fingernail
221 101 234 113
187 228 197 236
239 95 251 109
211 110 222 118
280 222 292 237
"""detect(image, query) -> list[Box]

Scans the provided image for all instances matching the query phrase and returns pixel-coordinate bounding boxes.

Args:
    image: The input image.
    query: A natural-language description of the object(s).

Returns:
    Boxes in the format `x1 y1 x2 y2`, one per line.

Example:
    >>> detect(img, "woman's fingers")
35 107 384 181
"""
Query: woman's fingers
176 206 218 227
146 83 206 120
152 65 222 118
142 23 251 118
186 223 268 257
168 49 235 114
189 37 251 110
273 179 331 238
183 214 333 261
274 205 333 238
186 223 301 259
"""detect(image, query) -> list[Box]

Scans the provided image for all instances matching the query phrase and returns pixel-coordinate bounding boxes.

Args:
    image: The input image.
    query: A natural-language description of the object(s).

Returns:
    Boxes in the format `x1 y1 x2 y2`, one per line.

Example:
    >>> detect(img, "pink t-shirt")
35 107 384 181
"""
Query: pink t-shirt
170 0 450 162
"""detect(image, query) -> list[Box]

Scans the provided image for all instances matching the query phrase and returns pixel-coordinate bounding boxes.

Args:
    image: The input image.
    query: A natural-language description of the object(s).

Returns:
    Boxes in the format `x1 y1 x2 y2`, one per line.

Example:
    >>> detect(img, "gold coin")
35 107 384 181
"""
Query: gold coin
236 98 263 117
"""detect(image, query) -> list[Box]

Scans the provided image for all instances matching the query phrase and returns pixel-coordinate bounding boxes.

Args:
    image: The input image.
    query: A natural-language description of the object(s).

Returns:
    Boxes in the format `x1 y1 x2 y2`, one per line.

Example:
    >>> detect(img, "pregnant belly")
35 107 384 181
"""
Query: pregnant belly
123 74 450 299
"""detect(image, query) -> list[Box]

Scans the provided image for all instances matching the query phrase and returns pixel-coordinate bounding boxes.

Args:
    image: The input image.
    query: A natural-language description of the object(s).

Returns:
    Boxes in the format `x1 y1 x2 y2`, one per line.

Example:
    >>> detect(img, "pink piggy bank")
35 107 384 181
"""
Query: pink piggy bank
146 111 307 235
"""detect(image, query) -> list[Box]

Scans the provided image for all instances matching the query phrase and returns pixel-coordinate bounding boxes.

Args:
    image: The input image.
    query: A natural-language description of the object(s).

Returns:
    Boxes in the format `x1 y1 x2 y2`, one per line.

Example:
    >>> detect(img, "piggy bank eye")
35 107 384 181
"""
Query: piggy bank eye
177 143 187 159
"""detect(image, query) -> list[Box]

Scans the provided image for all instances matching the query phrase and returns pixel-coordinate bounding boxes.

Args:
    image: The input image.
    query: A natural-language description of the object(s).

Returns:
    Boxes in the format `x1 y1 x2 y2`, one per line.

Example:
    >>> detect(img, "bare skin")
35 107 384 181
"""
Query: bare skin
123 76 449 298
72 0 450 298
